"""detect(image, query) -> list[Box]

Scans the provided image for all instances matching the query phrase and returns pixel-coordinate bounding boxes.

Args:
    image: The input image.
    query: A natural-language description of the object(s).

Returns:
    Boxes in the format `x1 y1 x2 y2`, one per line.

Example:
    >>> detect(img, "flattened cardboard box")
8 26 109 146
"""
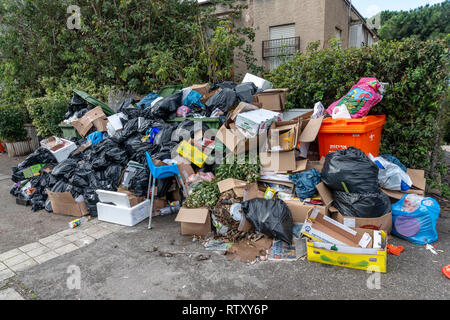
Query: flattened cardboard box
260 151 296 172
266 119 301 153
331 211 393 234
217 178 248 194
72 106 108 137
301 209 373 248
284 201 327 223
47 190 88 217
254 89 289 111
175 207 211 236
381 169 426 200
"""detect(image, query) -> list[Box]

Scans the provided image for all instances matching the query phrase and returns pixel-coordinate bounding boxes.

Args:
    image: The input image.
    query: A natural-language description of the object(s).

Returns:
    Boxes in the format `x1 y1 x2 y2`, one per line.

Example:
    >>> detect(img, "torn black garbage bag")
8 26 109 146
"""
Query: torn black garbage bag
333 190 392 218
321 147 379 194
146 91 182 120
242 198 293 244
51 159 77 180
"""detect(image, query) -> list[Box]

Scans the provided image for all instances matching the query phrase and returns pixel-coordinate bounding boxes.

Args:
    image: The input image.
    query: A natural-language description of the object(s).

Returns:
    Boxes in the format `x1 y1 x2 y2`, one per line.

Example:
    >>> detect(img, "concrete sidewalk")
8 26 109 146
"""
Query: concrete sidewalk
1 152 449 300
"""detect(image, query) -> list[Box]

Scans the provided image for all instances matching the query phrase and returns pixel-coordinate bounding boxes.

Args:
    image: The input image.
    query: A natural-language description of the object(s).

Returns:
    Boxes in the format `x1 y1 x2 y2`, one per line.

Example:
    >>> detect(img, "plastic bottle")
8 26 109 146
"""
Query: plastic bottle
160 204 181 216
68 216 90 229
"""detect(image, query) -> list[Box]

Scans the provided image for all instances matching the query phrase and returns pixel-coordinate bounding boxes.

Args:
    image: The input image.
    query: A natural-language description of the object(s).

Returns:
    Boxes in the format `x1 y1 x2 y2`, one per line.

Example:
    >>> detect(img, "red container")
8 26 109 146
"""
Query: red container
318 115 386 158
0 142 5 153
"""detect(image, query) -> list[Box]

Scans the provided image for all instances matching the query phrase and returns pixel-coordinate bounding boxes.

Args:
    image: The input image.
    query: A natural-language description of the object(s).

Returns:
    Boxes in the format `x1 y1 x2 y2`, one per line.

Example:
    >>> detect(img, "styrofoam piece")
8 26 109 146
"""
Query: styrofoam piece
50 139 77 163
96 190 131 208
242 73 273 91
97 200 150 227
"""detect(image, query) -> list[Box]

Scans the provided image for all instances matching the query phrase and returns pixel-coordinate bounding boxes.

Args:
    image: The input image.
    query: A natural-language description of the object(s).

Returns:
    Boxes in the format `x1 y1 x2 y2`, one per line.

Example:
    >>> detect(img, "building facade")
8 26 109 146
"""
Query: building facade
200 0 378 75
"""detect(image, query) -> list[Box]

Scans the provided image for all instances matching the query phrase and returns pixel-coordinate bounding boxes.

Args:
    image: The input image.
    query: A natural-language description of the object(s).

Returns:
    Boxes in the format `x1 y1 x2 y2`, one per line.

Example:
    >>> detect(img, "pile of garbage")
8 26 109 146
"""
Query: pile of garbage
8 75 442 270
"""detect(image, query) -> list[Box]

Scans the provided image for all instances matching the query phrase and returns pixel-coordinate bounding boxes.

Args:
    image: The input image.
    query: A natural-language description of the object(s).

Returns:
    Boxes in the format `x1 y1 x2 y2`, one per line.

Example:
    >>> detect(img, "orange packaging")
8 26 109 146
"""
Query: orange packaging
318 115 386 158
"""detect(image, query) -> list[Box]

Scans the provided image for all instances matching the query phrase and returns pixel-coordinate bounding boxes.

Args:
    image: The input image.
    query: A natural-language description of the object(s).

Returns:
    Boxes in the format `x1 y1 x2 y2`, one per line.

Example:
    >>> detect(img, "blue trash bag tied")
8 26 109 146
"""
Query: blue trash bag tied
182 90 205 109
289 169 322 201
381 154 407 173
392 194 440 245
86 131 106 146
137 92 160 109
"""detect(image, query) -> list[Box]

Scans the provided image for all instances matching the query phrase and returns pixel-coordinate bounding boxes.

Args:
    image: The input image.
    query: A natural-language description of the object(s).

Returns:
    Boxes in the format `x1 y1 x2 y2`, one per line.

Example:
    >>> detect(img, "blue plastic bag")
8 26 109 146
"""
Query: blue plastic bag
86 131 105 146
182 90 205 109
392 194 440 245
137 93 160 109
289 169 321 201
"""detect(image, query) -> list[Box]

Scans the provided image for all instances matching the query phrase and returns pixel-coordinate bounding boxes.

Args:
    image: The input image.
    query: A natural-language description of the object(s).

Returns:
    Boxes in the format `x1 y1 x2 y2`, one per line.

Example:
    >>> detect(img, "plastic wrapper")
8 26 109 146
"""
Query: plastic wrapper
392 194 440 245
289 169 321 200
177 106 191 117
381 154 407 172
333 190 392 218
321 147 379 193
369 154 412 191
242 198 294 244
182 90 205 109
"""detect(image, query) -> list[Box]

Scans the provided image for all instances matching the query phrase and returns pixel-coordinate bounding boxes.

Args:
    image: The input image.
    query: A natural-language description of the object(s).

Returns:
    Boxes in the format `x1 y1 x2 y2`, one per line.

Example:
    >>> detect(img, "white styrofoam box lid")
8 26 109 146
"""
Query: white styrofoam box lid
242 73 273 91
96 190 131 208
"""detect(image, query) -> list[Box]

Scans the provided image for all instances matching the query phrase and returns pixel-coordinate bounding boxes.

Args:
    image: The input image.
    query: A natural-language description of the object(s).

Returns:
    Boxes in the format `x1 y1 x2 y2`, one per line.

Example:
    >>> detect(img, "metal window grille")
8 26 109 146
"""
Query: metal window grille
262 37 300 59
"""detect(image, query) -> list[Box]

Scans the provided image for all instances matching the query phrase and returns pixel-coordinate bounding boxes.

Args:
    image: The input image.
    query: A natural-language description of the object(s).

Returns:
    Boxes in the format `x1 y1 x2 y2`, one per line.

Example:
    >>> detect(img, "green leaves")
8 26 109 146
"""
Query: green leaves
0 105 27 142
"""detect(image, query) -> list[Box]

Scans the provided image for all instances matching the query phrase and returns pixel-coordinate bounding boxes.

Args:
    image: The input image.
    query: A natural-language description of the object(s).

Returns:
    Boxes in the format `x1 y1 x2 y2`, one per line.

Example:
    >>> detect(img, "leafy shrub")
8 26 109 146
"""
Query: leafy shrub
268 38 449 184
25 96 68 138
0 104 27 142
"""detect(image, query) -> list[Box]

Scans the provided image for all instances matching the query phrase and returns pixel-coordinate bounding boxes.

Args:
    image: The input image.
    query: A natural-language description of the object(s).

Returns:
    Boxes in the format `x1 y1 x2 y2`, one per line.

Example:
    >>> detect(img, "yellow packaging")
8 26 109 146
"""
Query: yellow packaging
306 230 387 273
176 140 208 168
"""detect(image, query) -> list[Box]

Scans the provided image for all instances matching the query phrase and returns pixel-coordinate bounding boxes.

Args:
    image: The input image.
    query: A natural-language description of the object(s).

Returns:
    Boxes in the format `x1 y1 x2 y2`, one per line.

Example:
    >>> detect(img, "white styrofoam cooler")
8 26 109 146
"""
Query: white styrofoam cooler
96 190 150 227
51 139 77 163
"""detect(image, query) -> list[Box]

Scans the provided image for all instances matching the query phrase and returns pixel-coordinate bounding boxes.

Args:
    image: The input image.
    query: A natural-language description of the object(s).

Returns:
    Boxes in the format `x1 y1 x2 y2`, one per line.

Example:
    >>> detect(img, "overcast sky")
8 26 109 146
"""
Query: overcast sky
352 0 446 17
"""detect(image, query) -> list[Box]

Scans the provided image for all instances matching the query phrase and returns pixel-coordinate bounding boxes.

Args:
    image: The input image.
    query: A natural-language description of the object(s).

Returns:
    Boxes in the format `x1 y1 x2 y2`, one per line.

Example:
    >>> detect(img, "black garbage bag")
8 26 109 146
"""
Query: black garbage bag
205 88 237 112
137 118 153 134
70 163 95 188
128 140 159 164
145 91 182 120
129 167 149 197
154 124 176 145
13 148 57 178
171 120 210 143
64 94 89 119
211 81 237 90
105 147 128 165
333 190 392 218
118 98 140 119
104 164 124 190
321 147 380 194
242 198 293 244
83 188 99 217
153 142 177 160
51 181 69 193
289 169 322 200
44 198 53 213
11 168 25 183
51 159 78 180
91 154 109 170
111 118 139 143
234 82 257 103
10 183 21 197
31 194 47 212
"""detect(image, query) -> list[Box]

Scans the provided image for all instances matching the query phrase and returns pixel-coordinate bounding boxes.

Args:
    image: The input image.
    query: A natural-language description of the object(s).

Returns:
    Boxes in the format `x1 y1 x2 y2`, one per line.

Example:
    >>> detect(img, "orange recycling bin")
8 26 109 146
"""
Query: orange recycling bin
318 115 386 158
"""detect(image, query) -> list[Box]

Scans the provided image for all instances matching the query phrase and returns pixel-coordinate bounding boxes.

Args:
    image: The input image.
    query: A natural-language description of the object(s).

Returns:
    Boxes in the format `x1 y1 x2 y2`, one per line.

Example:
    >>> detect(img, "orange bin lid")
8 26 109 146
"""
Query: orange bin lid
319 115 386 133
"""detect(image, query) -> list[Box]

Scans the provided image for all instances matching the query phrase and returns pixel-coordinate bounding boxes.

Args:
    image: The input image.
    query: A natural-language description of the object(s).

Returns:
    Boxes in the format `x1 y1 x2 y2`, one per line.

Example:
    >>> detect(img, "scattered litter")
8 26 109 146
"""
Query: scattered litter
425 244 438 255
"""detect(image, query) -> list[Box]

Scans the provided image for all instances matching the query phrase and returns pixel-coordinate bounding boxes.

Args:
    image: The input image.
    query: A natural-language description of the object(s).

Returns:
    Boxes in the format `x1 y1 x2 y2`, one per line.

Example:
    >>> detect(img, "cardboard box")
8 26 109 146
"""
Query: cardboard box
260 151 297 172
216 122 258 155
301 209 373 248
306 157 326 172
294 111 324 160
175 207 211 236
331 211 393 234
266 119 301 153
235 109 281 138
96 190 150 226
284 201 327 223
72 106 108 137
117 188 146 208
47 190 88 217
381 169 426 200
217 178 248 194
254 89 289 111
192 83 210 97
306 229 387 273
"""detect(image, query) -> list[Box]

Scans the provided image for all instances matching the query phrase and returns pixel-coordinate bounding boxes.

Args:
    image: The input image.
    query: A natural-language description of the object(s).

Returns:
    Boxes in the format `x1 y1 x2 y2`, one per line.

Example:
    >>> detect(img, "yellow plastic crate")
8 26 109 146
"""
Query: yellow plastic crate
306 230 387 273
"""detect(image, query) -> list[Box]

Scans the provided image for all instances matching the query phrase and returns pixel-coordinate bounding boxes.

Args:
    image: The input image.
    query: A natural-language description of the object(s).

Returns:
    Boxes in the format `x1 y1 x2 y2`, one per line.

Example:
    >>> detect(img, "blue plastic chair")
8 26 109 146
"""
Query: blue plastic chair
145 152 188 229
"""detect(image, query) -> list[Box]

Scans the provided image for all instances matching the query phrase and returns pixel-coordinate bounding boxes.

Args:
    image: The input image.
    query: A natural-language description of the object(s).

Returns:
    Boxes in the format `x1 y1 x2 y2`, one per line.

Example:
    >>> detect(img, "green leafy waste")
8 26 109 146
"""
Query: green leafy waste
215 155 262 183
184 179 221 209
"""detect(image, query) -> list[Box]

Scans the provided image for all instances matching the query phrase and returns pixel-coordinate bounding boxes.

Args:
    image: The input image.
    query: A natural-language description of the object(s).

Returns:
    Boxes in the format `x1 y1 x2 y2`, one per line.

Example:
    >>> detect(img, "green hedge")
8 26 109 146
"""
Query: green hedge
268 38 449 187
25 97 68 138
0 104 27 142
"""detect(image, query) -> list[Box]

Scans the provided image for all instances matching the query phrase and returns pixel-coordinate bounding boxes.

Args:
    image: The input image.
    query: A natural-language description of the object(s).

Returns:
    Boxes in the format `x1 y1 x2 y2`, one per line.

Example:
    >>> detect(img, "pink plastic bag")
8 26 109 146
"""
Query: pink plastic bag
176 106 191 117
327 78 383 119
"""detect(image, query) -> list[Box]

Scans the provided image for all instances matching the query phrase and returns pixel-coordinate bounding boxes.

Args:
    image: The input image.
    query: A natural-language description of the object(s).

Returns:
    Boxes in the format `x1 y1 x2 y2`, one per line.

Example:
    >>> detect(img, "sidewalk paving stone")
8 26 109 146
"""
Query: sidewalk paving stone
34 251 59 264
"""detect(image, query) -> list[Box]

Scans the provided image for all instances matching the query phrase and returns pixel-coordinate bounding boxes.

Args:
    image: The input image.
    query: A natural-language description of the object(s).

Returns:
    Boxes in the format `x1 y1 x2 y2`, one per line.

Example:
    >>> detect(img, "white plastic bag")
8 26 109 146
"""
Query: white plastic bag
332 104 352 119
369 154 412 191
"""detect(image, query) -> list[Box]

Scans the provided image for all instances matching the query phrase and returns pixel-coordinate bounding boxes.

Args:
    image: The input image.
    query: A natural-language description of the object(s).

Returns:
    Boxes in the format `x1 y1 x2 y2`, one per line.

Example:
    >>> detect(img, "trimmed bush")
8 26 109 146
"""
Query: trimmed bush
0 104 28 142
268 38 449 185
25 96 68 138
